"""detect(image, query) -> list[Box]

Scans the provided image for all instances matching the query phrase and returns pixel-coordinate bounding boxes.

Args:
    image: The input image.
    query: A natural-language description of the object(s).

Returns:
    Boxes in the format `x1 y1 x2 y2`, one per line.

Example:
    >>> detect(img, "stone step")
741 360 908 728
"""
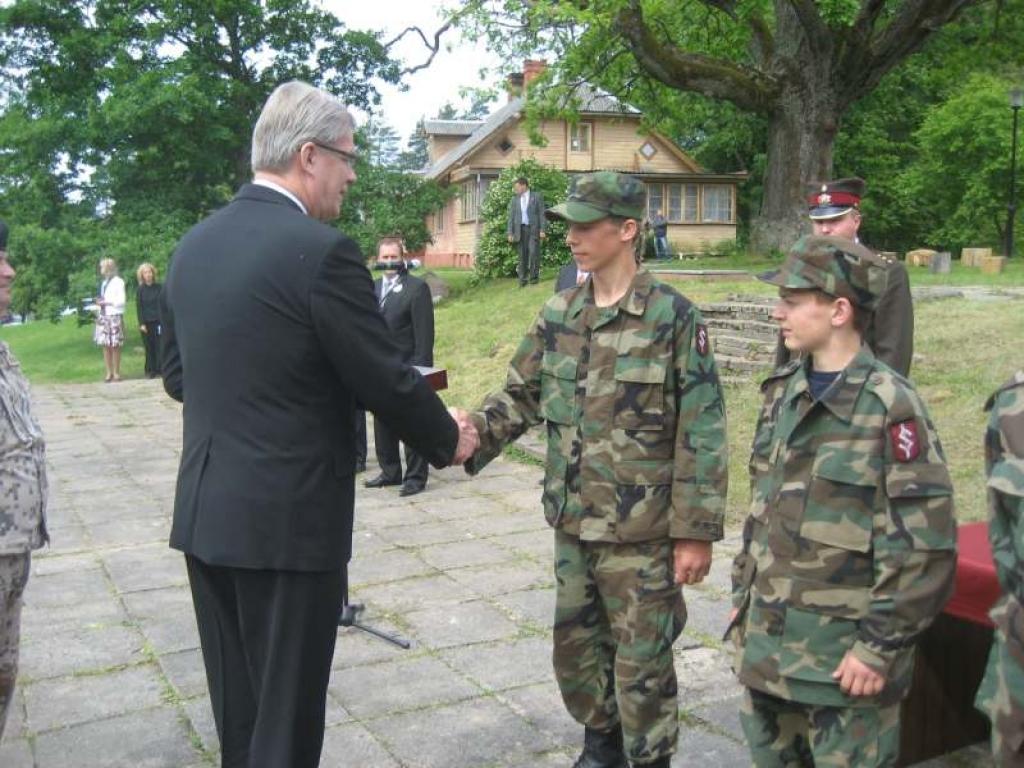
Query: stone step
715 354 773 374
712 334 776 361
704 317 779 343
699 301 775 323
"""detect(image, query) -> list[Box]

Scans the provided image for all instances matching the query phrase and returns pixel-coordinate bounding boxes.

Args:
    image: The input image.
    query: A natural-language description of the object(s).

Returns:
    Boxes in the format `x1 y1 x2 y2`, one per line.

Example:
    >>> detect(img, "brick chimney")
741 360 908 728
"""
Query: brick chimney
523 59 548 87
506 72 524 102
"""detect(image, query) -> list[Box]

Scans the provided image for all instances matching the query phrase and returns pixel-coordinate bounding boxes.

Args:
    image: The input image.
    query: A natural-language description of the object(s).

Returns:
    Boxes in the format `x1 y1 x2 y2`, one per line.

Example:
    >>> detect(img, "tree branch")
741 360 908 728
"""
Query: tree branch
844 0 979 104
614 0 777 114
385 4 478 77
696 0 739 20
786 0 829 44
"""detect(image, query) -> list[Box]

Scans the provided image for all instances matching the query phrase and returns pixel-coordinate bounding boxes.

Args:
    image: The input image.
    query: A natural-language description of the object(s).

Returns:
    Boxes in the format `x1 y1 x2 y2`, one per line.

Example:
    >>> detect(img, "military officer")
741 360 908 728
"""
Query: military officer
731 235 956 766
775 177 915 377
456 172 728 768
975 370 1024 767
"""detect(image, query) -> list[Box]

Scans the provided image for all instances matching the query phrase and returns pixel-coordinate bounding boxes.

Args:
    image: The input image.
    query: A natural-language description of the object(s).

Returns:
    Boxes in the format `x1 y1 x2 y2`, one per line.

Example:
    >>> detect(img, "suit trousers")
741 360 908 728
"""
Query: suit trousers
354 409 367 467
185 555 345 768
516 224 540 284
140 322 161 376
373 415 428 486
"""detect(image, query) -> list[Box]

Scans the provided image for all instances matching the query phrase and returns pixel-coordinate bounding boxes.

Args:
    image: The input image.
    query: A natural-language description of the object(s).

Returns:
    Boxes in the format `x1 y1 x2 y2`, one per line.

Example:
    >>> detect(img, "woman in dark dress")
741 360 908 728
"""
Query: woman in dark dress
135 262 162 378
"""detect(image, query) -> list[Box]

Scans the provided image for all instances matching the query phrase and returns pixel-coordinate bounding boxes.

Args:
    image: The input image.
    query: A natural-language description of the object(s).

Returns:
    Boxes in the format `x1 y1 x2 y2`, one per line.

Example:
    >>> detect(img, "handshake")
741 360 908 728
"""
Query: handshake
448 407 480 465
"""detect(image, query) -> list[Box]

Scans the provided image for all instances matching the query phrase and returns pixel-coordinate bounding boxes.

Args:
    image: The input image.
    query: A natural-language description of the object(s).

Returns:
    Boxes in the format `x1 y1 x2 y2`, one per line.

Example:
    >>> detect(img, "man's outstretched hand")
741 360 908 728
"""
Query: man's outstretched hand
448 407 480 465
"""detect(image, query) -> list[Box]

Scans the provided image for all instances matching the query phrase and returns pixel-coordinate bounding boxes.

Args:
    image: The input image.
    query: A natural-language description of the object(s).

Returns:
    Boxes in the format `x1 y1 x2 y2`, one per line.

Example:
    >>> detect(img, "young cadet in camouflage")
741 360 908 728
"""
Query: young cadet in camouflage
975 370 1024 767
0 220 48 739
458 171 728 768
729 235 956 767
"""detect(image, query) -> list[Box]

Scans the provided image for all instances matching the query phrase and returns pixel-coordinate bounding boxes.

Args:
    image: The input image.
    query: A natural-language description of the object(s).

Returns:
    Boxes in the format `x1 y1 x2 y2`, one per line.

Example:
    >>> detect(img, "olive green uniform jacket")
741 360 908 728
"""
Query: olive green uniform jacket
466 268 727 545
730 348 956 707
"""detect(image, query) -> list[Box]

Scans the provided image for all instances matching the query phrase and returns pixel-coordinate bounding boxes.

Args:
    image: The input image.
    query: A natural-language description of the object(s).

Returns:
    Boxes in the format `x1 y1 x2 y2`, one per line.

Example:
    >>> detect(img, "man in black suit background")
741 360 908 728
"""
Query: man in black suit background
364 237 435 497
506 176 546 286
554 260 588 292
160 81 478 768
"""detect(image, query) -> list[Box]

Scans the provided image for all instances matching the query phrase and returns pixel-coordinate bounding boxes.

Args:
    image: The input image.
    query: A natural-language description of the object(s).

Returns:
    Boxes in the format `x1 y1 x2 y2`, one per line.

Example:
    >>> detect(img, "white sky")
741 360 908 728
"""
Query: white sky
318 1 504 145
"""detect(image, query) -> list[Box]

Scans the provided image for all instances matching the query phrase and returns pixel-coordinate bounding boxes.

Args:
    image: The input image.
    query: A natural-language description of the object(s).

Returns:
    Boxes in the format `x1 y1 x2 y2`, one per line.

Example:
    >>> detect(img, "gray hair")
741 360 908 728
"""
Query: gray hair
251 81 355 173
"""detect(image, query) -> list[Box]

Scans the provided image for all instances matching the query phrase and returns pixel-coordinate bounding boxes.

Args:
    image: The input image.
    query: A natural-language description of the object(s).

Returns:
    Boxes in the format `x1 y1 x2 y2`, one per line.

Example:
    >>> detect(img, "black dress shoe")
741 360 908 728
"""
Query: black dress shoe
399 482 425 497
364 473 401 488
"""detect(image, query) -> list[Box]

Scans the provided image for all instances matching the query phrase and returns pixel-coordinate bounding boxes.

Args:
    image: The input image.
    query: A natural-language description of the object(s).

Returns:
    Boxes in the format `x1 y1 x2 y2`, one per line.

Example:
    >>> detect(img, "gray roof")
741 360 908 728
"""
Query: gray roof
424 85 640 182
422 119 484 136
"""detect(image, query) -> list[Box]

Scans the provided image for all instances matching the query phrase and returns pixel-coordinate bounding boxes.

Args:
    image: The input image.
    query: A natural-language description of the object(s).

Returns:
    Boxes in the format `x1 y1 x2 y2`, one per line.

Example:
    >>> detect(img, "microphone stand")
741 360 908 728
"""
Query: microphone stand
338 573 410 649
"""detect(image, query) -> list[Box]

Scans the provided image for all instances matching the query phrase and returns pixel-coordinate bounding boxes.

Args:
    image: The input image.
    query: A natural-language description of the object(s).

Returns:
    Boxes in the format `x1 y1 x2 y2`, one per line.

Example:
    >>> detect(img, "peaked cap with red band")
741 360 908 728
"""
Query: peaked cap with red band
806 177 865 221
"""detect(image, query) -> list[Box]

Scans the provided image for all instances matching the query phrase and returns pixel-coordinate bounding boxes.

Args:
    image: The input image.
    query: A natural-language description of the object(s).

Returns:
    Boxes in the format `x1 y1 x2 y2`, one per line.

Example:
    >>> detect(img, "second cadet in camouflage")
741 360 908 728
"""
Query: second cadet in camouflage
730 235 956 767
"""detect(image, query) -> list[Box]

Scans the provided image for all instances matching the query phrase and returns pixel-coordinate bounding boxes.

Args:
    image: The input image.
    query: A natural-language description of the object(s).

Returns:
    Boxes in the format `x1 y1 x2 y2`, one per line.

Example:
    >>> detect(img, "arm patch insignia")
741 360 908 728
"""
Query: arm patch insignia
889 419 921 462
695 324 709 357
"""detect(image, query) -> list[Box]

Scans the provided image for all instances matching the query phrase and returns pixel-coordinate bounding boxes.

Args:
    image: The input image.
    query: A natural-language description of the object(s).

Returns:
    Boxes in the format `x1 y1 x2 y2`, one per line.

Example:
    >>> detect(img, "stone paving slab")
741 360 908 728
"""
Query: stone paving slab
0 378 985 767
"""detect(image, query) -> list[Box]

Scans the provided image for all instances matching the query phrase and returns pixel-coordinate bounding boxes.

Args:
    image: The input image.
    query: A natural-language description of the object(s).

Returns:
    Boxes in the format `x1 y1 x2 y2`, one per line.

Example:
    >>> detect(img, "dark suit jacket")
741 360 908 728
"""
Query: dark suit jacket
160 184 458 571
555 263 579 293
506 189 546 242
374 272 434 366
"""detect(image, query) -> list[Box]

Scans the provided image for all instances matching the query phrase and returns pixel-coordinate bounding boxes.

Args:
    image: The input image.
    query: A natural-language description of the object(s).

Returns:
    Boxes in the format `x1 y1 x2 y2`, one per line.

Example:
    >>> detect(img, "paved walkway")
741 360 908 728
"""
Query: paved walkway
0 379 986 767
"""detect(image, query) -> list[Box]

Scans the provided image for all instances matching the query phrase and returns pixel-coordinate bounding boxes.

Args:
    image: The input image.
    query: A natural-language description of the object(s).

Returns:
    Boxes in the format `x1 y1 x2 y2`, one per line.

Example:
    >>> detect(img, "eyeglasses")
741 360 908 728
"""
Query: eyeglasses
311 141 359 167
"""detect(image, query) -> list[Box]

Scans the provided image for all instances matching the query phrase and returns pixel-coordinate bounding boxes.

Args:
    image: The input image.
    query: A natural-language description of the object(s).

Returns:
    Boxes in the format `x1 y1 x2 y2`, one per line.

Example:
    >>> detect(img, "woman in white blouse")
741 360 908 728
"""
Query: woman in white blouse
94 258 126 382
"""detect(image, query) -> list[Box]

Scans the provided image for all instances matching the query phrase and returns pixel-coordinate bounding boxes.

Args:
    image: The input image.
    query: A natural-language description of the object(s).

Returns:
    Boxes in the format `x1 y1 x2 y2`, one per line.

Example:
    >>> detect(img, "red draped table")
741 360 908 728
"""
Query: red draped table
899 521 998 765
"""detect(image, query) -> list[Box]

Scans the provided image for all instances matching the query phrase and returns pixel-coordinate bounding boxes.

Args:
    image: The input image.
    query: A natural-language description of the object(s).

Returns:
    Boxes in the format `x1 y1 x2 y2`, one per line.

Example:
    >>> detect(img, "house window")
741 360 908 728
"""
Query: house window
667 184 682 222
684 185 699 222
647 184 664 220
639 141 657 160
459 181 479 222
702 185 733 223
434 206 445 234
570 122 592 152
497 136 514 154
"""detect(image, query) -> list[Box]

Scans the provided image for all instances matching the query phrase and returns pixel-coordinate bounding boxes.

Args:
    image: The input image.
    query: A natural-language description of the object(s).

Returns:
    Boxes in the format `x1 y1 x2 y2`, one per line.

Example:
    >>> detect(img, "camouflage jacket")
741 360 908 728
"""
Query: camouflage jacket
985 371 1024 629
0 342 48 554
466 268 728 544
730 347 956 707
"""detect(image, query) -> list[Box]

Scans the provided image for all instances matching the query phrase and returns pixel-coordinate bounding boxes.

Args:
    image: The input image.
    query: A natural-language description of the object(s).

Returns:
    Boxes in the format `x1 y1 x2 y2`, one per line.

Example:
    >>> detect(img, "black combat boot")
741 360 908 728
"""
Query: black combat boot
571 726 629 768
632 758 670 768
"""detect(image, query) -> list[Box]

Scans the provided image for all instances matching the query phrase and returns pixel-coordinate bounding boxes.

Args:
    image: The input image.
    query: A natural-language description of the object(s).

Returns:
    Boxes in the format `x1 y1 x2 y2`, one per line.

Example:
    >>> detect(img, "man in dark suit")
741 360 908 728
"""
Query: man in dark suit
506 176 546 286
160 81 478 768
364 237 435 497
774 177 915 377
555 260 589 292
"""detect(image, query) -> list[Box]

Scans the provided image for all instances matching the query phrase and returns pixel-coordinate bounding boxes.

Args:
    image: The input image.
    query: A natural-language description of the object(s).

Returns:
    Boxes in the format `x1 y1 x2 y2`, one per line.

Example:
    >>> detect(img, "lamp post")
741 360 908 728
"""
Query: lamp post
1007 87 1023 259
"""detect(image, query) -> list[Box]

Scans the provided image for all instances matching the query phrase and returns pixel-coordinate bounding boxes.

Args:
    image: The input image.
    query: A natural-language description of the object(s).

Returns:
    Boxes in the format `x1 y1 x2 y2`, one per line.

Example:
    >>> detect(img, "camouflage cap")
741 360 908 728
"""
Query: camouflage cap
546 171 646 223
757 235 888 310
806 177 865 220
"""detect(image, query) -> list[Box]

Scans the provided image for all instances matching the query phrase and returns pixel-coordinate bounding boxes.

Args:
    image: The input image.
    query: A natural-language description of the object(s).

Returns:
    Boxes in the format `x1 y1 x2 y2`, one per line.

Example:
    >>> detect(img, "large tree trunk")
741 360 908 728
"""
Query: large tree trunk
751 91 840 252
751 2 840 253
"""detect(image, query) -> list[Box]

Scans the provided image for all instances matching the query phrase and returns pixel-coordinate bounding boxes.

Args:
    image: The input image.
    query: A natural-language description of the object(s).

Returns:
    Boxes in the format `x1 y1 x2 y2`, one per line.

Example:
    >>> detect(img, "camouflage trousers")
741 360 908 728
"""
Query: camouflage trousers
975 600 1024 767
739 687 900 767
0 552 30 741
552 529 686 764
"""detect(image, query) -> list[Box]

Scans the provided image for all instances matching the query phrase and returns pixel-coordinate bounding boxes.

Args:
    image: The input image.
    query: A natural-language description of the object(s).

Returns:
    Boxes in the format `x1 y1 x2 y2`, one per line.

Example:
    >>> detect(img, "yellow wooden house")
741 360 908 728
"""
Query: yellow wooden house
420 62 746 267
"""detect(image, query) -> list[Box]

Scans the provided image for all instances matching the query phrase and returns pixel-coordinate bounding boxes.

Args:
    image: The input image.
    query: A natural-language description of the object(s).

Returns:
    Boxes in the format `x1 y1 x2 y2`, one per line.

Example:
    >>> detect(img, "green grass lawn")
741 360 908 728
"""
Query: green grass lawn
5 265 1022 526
1 314 149 383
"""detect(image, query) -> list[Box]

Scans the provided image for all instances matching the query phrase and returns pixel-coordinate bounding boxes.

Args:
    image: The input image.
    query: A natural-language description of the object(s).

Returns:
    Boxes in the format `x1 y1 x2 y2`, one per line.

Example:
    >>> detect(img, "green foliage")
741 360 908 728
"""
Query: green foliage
0 0 405 314
473 159 570 279
337 161 453 255
898 72 1020 253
